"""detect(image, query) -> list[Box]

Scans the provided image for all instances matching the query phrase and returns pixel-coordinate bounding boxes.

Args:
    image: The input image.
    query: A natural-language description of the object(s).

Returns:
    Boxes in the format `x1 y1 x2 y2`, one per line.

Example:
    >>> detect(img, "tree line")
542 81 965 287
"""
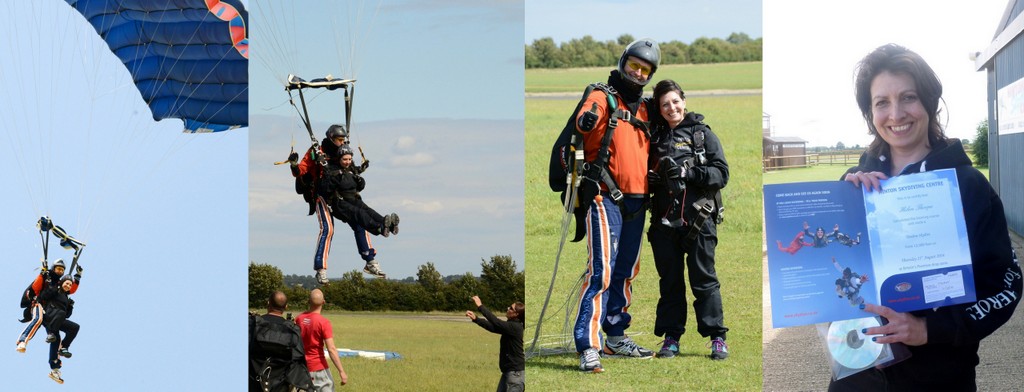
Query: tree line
249 255 525 313
526 33 762 69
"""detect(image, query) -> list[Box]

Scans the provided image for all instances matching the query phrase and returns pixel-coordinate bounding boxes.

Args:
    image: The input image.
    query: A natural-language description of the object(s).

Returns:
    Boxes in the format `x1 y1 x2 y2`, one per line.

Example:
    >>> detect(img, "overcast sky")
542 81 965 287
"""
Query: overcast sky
764 0 1007 147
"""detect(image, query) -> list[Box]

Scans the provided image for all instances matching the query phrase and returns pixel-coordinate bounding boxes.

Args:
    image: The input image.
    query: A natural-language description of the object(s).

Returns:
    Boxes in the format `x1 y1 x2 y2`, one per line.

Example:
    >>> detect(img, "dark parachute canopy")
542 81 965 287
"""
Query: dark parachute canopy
64 0 249 133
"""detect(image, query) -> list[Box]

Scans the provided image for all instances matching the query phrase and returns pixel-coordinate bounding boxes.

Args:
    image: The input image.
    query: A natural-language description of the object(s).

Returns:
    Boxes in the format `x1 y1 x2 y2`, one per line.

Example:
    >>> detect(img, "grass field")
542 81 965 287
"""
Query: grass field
763 158 990 185
525 85 764 389
254 311 503 391
526 62 762 94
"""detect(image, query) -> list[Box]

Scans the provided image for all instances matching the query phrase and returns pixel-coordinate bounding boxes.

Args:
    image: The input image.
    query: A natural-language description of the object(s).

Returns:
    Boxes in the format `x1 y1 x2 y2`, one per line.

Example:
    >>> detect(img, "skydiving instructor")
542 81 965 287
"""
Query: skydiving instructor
573 38 660 372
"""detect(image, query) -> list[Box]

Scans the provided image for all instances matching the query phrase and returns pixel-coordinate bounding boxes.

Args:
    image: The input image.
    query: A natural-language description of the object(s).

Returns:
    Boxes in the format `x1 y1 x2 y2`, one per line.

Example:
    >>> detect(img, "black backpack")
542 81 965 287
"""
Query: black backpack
547 83 616 193
251 314 298 359
248 314 312 391
18 283 34 323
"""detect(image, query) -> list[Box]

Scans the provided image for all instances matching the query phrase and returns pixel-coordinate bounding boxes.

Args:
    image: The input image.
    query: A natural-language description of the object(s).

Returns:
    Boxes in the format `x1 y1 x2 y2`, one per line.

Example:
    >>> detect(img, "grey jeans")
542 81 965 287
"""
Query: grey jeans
309 369 334 392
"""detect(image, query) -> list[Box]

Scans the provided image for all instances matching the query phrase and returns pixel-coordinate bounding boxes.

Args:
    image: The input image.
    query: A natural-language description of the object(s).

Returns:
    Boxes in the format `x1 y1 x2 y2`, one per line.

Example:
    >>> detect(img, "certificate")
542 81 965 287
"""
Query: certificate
764 169 975 328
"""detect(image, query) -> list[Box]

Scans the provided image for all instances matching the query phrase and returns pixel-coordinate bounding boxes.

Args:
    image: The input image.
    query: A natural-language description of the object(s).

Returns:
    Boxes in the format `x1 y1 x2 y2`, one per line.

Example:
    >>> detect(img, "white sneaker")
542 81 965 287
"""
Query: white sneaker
49 369 63 384
315 269 329 285
16 341 26 353
363 261 386 278
579 348 604 372
603 336 654 358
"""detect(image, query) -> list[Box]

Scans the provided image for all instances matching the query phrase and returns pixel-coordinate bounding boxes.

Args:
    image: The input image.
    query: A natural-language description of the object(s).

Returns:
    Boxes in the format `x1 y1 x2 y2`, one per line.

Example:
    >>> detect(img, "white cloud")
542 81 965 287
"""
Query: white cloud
394 135 417 151
400 199 444 213
390 152 436 167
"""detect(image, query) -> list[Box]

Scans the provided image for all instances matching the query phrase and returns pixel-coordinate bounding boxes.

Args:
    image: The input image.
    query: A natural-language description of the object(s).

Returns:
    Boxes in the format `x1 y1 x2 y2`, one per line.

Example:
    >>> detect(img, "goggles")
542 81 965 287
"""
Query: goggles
626 60 651 77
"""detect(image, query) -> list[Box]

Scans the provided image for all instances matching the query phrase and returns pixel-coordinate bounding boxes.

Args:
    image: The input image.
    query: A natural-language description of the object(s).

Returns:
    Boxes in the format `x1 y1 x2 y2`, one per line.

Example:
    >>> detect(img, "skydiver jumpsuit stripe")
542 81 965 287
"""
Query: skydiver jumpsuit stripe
18 303 43 345
571 87 649 354
314 196 333 271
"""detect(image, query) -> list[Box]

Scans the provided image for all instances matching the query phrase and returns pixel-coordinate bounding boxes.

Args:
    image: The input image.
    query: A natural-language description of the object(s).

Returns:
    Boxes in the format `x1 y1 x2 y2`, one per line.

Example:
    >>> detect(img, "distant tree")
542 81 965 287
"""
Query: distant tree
836 141 846 150
284 273 317 288
445 273 483 311
660 40 689 64
616 34 635 46
327 270 366 310
481 255 523 308
249 262 284 308
973 120 989 167
393 283 430 311
528 37 563 68
364 278 397 311
283 284 310 312
687 37 737 63
726 32 753 45
416 262 445 310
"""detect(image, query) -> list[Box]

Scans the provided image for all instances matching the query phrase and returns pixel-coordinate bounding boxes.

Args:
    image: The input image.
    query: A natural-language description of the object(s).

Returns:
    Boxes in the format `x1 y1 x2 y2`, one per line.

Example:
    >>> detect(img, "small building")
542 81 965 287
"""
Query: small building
762 113 808 170
974 0 1024 234
763 136 809 170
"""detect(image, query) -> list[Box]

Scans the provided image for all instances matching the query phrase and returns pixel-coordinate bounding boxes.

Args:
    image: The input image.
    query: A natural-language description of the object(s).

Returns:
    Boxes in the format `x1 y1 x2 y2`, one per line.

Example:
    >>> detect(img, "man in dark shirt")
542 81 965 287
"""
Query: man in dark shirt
249 291 311 392
466 295 524 392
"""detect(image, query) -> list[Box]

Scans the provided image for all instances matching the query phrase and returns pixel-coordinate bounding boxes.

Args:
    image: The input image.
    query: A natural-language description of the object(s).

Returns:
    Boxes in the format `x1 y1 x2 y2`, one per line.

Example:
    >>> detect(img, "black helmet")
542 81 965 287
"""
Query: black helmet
53 259 66 269
326 124 348 140
617 38 661 87
338 146 354 157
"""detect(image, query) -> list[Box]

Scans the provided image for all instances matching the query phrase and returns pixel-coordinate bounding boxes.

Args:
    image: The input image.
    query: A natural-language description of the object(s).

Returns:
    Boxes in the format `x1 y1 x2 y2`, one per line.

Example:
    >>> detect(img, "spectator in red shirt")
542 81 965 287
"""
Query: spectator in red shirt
295 289 348 391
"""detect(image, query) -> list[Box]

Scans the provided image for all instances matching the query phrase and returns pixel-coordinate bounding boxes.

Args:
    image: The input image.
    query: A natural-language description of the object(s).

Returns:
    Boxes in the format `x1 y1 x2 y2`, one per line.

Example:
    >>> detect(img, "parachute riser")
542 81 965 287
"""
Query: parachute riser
289 88 327 168
66 247 83 281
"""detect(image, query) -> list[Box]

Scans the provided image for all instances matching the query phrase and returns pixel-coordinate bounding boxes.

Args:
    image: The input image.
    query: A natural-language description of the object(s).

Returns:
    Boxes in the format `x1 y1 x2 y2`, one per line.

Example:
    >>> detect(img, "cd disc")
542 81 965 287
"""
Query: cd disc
827 317 883 370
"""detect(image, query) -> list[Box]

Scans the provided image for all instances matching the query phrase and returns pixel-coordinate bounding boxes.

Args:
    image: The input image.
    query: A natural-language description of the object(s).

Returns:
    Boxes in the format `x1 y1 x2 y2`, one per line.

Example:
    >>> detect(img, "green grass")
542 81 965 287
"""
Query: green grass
762 166 851 185
271 311 502 391
762 161 991 185
526 94 764 391
527 62 763 94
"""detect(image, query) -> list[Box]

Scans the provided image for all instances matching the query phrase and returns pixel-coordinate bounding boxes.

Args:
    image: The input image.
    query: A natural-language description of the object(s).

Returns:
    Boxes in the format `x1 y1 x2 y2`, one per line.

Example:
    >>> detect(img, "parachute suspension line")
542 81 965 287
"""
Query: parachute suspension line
336 0 383 79
527 180 583 358
253 0 298 82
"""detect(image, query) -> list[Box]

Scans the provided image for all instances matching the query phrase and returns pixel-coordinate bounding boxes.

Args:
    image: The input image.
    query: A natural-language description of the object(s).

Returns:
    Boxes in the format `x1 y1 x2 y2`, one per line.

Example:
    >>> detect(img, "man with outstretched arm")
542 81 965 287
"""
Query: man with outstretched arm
466 295 524 392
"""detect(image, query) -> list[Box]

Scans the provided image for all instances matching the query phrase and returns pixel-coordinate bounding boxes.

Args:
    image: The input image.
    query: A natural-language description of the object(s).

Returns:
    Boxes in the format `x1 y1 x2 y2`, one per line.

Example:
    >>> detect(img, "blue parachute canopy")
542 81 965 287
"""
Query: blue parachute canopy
65 0 249 133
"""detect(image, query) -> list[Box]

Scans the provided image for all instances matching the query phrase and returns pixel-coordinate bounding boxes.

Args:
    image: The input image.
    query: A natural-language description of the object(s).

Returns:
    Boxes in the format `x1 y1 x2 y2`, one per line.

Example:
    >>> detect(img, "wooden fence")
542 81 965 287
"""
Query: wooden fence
763 151 862 171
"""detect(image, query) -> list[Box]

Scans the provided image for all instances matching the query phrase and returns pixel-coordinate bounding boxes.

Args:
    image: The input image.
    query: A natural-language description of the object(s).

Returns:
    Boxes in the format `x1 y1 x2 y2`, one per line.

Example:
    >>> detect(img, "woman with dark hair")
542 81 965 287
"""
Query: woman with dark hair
646 79 730 360
835 44 1022 391
466 295 524 392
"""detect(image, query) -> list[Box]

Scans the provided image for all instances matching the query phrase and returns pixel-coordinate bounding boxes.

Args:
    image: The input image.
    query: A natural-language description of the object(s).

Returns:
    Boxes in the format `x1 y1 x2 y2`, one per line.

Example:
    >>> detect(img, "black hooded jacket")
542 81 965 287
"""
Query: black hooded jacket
648 111 729 224
472 305 525 373
843 139 1022 390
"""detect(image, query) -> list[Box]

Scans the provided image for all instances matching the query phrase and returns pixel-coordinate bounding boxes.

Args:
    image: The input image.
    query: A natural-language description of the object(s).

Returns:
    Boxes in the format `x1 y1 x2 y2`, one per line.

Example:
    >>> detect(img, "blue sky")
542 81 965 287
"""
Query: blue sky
0 1 247 389
764 0 1006 147
248 0 525 279
526 0 763 44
